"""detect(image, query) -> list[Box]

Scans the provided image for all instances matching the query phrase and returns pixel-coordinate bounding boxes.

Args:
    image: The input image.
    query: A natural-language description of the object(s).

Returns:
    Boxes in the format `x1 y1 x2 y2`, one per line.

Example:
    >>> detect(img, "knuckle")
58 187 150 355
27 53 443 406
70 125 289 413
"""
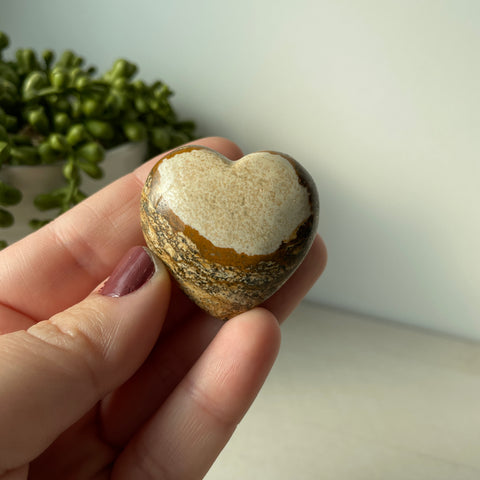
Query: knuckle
183 374 236 432
128 438 173 480
27 307 109 398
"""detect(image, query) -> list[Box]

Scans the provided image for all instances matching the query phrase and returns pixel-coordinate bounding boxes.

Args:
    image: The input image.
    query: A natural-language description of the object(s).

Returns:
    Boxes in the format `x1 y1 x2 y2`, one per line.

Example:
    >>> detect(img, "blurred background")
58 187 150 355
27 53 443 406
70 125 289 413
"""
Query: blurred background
2 0 479 340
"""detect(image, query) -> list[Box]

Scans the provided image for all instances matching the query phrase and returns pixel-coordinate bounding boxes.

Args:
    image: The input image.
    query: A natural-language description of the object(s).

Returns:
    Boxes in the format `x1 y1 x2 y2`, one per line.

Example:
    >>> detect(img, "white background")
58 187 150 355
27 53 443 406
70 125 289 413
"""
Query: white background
2 0 479 339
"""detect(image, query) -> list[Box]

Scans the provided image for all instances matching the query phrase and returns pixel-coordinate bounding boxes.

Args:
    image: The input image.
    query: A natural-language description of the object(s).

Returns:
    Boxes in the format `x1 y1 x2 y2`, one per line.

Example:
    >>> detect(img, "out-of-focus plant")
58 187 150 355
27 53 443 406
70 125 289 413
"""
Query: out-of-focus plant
0 31 196 247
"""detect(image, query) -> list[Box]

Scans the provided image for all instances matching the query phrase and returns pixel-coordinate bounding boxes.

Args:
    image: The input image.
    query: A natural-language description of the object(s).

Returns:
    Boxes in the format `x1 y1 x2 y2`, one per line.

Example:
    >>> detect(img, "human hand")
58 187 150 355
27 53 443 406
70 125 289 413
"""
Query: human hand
0 137 327 479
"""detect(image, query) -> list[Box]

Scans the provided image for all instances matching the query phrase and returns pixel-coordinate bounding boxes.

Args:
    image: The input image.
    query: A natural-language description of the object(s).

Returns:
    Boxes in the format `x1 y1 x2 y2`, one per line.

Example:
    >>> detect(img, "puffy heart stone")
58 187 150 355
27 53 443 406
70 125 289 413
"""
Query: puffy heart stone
140 145 319 320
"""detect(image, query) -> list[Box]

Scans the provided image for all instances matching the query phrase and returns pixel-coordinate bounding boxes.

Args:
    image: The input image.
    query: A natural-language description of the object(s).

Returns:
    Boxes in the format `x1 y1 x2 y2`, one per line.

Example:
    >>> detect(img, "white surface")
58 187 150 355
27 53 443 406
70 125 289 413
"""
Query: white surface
206 302 480 480
1 1 480 338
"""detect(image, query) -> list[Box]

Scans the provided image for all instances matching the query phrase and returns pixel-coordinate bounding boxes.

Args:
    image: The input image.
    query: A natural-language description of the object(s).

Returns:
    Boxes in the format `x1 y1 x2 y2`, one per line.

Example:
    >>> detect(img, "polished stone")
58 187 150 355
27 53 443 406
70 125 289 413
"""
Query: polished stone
141 145 319 319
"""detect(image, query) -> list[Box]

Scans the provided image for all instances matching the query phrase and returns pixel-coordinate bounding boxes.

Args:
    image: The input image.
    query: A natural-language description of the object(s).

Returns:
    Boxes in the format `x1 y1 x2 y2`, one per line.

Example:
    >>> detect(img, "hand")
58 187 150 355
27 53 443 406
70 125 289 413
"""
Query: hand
0 137 327 479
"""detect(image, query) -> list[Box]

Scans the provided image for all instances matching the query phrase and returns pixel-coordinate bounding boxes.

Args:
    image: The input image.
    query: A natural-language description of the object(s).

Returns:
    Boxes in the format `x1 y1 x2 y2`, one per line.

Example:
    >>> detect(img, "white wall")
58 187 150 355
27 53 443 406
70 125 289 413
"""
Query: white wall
2 0 479 339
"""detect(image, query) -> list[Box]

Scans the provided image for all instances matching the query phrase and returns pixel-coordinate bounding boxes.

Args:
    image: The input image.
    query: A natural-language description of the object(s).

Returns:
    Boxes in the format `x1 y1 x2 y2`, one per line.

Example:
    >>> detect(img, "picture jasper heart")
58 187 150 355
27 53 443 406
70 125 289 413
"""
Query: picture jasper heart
140 145 319 320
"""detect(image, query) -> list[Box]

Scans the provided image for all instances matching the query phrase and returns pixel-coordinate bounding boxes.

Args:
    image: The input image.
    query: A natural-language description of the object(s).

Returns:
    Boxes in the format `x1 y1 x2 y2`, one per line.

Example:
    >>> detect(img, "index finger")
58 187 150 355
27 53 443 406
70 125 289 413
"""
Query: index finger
0 137 243 322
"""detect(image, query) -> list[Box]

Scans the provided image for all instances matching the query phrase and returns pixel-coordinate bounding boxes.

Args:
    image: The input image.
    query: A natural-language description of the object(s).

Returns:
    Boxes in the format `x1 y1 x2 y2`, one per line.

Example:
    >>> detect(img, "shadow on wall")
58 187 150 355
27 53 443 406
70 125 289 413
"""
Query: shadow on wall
310 163 480 341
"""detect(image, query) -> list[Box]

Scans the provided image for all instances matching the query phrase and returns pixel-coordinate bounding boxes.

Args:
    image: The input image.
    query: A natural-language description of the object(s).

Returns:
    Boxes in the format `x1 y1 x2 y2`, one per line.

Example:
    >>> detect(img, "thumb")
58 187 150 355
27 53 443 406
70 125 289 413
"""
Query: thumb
0 246 170 472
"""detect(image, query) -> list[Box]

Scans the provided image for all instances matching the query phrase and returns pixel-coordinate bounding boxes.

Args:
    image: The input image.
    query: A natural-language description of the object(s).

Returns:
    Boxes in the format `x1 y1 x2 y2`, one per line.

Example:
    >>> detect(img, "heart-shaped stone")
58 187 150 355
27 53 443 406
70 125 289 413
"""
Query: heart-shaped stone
140 145 319 320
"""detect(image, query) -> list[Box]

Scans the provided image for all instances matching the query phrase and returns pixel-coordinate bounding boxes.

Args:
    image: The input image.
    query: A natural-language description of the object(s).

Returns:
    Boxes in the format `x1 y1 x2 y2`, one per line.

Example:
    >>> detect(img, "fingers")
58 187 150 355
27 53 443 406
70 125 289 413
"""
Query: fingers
101 309 223 447
0 137 243 323
0 247 170 473
101 235 326 447
112 308 281 480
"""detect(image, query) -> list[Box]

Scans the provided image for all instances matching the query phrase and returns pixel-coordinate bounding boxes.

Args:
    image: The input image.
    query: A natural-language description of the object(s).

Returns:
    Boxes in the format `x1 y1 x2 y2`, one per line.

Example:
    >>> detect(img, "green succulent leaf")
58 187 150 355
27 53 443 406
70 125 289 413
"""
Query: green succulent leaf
42 49 55 70
0 208 14 228
62 160 80 182
123 121 147 142
85 120 114 140
34 188 66 211
48 133 69 153
49 66 70 89
66 124 87 146
0 78 18 105
0 180 22 206
0 31 10 51
22 70 49 100
0 124 8 141
53 112 71 132
9 146 38 165
27 106 49 133
150 126 170 151
0 64 19 86
78 159 103 179
73 190 87 204
38 141 59 164
29 218 52 230
0 141 10 166
76 142 104 164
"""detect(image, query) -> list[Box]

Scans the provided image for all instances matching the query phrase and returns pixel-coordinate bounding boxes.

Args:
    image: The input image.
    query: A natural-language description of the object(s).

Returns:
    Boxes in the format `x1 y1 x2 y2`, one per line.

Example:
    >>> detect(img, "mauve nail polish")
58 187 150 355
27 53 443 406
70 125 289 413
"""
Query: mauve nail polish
101 246 155 297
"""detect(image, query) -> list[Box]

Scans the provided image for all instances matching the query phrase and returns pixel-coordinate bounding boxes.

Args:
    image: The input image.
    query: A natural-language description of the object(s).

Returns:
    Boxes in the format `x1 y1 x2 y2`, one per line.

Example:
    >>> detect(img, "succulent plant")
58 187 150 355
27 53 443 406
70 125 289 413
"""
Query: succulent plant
0 31 196 247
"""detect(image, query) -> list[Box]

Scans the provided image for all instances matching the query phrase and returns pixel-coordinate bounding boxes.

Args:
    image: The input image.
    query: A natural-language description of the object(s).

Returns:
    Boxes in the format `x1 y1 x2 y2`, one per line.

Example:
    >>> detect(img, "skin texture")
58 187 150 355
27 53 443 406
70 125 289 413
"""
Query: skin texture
0 137 327 480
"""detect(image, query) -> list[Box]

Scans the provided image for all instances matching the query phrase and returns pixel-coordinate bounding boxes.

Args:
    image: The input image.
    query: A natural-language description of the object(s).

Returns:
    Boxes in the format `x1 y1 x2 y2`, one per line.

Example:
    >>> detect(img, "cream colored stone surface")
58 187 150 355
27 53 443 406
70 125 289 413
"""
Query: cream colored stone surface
158 149 311 256
206 303 480 480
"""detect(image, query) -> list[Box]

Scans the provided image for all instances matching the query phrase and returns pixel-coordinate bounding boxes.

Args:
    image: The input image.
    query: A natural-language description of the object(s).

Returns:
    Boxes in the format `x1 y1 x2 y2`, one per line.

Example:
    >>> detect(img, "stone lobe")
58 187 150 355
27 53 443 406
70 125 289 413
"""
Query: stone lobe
140 145 319 320
156 149 311 256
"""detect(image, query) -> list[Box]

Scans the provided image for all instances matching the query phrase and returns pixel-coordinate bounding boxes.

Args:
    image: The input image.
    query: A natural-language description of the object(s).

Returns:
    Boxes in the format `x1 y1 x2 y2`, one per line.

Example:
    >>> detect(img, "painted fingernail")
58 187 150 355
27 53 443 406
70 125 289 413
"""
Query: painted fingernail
101 246 155 297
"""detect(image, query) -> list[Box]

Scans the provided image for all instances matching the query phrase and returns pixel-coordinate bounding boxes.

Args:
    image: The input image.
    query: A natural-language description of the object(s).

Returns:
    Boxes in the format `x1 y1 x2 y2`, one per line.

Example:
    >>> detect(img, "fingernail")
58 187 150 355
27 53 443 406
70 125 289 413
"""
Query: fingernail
101 246 156 297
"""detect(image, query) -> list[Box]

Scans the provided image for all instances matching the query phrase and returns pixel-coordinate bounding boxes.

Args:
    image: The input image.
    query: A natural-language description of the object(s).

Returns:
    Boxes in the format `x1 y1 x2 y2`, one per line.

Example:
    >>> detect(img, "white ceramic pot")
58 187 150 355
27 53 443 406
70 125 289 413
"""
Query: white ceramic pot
0 141 147 245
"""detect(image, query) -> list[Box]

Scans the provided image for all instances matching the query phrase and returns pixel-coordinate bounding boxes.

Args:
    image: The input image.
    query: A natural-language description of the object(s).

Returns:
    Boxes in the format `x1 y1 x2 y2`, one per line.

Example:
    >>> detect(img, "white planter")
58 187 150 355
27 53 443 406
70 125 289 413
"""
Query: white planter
0 141 147 245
